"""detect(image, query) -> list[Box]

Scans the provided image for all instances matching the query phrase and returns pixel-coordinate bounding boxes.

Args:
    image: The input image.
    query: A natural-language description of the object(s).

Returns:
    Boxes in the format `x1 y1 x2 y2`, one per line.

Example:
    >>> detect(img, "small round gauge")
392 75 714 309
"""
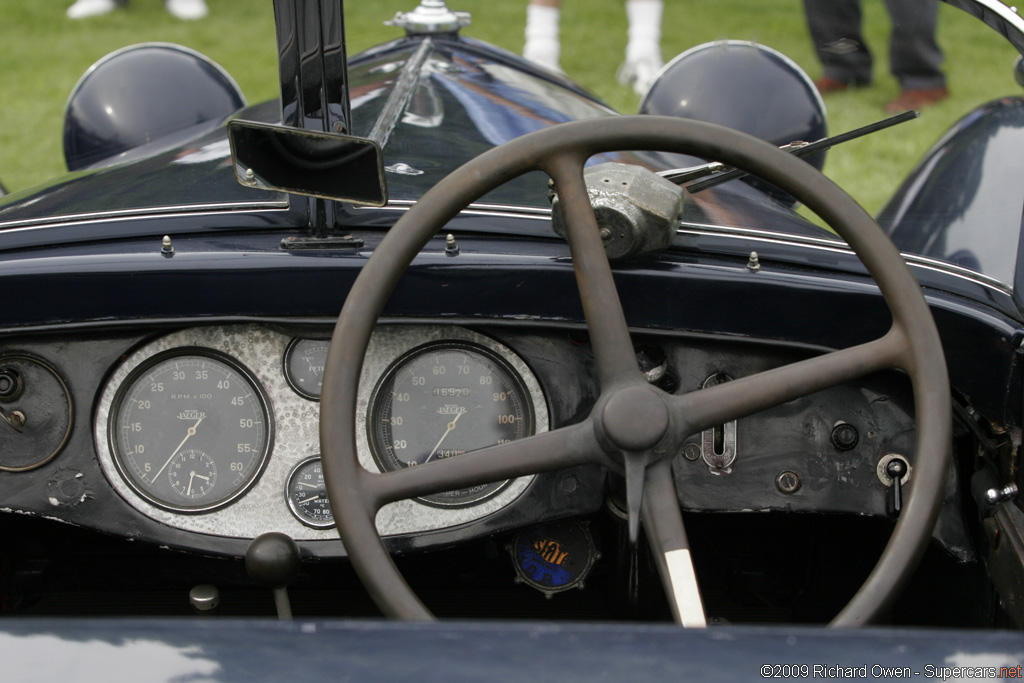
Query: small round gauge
110 349 272 513
368 342 535 507
0 355 73 472
286 456 334 528
167 449 218 501
284 338 330 400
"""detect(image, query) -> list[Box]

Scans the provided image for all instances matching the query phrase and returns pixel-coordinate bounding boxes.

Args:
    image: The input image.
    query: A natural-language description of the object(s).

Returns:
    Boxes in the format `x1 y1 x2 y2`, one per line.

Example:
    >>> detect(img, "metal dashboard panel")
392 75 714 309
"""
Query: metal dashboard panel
93 324 548 541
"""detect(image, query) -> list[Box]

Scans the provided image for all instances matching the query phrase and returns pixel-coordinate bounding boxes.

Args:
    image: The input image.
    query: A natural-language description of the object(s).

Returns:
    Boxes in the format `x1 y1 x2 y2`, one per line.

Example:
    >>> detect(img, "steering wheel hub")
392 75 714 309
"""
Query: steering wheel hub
601 384 669 452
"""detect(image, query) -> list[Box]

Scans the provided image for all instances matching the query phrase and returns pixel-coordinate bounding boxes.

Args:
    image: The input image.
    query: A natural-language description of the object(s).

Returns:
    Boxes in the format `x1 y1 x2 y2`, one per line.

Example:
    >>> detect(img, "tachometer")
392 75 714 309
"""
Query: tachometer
368 342 535 507
109 349 272 513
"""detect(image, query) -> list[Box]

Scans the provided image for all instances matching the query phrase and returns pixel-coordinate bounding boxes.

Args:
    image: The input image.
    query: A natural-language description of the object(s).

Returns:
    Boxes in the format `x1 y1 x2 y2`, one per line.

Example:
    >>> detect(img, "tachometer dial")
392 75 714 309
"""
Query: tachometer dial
368 342 534 507
110 349 272 513
286 456 334 528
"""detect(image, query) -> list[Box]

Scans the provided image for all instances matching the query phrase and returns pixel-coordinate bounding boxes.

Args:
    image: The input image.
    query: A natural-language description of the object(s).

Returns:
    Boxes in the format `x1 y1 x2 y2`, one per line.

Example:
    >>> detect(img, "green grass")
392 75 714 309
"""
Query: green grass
1 0 1020 215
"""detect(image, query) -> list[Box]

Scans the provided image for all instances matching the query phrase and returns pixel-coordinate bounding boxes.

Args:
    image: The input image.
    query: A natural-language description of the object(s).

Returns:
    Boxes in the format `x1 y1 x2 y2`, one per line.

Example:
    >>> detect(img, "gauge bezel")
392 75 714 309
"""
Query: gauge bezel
283 337 330 401
108 347 274 514
285 455 335 529
366 340 535 508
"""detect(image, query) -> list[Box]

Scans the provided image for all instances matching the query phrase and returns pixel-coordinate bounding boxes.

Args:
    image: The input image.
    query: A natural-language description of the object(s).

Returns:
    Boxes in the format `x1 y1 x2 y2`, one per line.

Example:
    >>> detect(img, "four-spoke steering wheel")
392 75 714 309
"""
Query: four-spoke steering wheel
319 116 951 627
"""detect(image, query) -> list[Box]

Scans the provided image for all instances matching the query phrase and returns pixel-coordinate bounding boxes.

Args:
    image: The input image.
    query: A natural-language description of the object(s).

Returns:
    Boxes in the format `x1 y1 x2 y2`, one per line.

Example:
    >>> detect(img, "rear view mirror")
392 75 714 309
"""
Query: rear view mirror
228 120 387 207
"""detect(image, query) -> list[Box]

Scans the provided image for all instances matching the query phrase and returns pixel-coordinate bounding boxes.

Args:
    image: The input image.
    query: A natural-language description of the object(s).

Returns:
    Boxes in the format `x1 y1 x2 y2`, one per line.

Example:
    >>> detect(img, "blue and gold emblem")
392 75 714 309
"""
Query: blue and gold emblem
510 520 598 596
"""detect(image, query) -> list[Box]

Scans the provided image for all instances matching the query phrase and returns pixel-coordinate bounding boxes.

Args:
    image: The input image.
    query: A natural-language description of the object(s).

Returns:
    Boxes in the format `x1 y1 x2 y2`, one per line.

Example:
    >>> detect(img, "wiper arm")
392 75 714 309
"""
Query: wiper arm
657 110 920 194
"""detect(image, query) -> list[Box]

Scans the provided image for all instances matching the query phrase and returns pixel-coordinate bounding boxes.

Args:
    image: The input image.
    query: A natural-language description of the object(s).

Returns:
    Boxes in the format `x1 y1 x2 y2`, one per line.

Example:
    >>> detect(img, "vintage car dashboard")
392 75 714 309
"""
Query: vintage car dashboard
0 320 973 561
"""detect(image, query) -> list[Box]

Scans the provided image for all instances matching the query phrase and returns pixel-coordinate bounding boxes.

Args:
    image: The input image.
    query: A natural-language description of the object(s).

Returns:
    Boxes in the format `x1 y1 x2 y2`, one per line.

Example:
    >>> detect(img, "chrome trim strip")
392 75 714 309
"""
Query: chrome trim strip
352 204 1012 293
356 200 554 219
678 224 1012 295
0 203 291 234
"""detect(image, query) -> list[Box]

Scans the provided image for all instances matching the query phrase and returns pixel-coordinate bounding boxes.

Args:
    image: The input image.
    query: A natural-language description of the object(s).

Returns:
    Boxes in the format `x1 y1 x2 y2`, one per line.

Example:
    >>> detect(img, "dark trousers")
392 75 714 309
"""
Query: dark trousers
803 0 945 90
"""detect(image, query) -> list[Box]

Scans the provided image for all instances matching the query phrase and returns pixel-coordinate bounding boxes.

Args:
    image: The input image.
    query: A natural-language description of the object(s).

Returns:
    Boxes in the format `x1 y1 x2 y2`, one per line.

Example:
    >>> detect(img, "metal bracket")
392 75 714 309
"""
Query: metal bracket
700 373 736 475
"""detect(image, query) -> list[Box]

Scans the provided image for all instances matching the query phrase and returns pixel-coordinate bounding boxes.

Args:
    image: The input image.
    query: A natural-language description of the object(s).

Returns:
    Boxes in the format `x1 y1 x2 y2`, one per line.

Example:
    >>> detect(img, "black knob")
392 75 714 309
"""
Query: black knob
0 368 23 402
246 532 301 590
831 422 859 451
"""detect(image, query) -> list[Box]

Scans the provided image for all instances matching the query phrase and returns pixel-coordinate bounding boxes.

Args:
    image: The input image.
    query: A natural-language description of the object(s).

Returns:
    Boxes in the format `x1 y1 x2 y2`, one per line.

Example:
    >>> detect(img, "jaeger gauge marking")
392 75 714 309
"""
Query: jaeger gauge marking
110 349 272 513
368 342 535 507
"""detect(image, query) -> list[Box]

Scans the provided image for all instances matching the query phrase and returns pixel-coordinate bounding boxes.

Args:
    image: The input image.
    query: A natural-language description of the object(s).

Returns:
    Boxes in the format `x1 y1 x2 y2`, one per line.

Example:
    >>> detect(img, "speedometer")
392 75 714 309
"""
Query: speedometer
109 349 272 513
368 342 535 507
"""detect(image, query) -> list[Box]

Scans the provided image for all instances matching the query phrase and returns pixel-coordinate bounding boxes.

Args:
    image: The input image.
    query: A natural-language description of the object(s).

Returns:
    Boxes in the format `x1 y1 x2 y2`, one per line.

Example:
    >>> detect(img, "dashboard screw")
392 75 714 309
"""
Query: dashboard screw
683 444 701 461
747 251 761 271
776 470 801 494
161 235 174 256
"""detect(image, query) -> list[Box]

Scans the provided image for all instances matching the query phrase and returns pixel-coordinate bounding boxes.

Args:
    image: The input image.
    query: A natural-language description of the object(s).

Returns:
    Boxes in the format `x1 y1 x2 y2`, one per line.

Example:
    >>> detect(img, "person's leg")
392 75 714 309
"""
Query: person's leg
66 0 122 19
524 0 562 72
803 0 873 89
617 0 663 95
166 0 208 20
884 0 945 90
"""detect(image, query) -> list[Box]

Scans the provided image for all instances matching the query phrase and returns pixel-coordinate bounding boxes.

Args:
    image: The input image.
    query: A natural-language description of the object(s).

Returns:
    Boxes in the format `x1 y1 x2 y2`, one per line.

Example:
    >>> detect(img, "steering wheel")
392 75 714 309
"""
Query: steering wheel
319 116 951 627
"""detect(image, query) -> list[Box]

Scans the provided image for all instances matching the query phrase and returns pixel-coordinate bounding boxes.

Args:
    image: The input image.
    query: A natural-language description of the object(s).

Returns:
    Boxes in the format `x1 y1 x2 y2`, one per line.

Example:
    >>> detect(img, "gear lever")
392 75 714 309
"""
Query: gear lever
246 532 301 620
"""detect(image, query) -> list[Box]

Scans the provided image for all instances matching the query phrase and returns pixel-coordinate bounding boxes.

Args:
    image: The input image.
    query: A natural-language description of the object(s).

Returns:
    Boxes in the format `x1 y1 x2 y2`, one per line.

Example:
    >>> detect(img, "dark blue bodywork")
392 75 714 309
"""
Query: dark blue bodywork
1 0 1024 673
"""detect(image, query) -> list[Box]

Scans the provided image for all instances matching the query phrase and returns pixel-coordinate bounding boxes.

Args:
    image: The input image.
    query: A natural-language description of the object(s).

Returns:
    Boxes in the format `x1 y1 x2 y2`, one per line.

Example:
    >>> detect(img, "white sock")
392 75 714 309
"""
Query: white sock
625 0 662 63
524 4 561 71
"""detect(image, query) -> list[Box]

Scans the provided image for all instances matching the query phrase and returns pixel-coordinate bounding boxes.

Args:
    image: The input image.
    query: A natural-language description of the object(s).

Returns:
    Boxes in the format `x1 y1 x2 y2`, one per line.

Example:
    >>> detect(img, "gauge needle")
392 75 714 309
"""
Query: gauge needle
300 495 322 504
424 410 463 464
187 472 195 496
149 417 203 483
296 482 319 489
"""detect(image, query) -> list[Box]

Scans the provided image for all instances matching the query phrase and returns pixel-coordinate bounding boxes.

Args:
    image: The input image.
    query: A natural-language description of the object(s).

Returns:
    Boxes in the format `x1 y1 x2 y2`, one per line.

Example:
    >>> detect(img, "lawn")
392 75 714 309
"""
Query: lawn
1 0 1020 216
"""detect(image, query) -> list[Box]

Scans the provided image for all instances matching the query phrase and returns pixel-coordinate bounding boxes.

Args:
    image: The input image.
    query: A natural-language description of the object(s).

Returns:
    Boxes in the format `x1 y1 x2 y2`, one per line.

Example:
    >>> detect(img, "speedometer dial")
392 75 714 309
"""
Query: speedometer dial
110 349 272 513
368 342 535 507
